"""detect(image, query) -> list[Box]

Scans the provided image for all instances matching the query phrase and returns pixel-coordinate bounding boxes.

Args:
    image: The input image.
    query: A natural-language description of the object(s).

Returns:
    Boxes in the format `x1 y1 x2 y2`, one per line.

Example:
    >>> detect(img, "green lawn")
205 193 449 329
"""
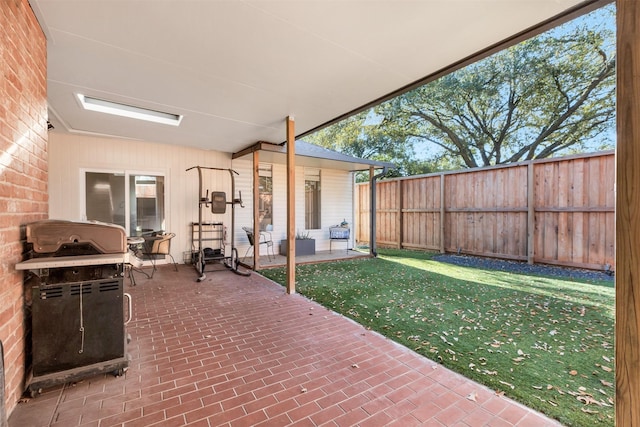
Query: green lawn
260 249 615 427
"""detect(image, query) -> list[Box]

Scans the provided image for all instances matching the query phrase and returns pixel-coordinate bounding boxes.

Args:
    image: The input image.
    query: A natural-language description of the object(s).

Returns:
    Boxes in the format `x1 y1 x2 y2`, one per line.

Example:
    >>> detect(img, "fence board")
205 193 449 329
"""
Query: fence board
355 151 615 271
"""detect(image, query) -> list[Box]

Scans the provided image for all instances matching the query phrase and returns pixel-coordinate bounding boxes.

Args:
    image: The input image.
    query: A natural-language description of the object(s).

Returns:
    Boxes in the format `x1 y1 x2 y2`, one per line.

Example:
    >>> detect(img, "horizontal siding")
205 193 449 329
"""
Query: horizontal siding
319 169 354 250
49 133 357 264
49 133 232 265
231 158 254 256
229 161 355 255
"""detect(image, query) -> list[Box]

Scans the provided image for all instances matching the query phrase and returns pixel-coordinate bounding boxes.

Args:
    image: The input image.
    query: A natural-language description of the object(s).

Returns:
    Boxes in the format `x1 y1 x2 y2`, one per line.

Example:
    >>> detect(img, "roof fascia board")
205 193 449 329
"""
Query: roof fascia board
233 141 393 170
232 141 285 159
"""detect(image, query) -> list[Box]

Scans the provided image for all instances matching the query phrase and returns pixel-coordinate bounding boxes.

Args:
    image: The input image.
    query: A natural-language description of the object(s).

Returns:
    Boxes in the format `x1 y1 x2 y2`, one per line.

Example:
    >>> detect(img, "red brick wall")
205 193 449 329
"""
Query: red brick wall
0 0 48 416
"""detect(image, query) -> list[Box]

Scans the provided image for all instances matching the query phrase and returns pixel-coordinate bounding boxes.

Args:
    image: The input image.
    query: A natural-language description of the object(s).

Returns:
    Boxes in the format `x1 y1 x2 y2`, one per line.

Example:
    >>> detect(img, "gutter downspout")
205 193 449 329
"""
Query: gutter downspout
370 166 390 257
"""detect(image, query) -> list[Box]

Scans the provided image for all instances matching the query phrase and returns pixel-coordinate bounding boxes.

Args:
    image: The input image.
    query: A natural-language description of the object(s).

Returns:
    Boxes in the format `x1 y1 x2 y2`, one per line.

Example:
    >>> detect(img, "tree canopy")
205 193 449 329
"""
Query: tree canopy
305 5 615 173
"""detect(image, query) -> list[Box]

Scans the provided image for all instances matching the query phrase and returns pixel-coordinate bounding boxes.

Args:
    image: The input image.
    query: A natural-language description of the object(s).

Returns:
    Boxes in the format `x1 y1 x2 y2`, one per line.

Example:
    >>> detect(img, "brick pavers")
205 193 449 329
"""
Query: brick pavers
9 266 562 426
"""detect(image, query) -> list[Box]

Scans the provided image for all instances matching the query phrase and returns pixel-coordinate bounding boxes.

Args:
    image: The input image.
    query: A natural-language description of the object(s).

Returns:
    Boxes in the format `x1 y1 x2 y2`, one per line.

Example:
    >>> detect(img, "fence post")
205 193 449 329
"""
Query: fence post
527 161 535 264
440 173 445 254
397 180 403 249
369 166 376 256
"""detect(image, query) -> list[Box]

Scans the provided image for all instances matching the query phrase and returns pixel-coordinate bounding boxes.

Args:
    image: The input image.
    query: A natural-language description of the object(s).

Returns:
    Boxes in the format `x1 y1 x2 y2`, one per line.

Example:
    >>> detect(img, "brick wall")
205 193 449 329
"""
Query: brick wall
0 0 48 417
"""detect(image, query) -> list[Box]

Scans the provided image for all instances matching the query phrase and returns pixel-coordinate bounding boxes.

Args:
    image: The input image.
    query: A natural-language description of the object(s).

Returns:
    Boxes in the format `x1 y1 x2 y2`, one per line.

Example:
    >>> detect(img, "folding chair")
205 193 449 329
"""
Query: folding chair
242 227 274 261
143 232 178 278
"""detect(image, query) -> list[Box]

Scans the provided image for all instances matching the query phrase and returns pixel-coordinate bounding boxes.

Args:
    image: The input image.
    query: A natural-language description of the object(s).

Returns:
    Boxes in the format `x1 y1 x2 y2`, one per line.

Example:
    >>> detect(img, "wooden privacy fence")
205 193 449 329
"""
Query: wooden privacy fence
355 151 615 271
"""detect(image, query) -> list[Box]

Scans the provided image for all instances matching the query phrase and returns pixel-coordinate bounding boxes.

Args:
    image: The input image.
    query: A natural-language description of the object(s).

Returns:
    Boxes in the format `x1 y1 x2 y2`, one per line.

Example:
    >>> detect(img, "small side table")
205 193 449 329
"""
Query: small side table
126 237 148 285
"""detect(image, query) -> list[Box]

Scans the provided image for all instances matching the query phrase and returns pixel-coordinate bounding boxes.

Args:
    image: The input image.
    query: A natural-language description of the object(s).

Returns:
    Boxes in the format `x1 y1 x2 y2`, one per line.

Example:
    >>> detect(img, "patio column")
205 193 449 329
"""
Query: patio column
286 116 296 294
252 150 260 270
616 0 640 424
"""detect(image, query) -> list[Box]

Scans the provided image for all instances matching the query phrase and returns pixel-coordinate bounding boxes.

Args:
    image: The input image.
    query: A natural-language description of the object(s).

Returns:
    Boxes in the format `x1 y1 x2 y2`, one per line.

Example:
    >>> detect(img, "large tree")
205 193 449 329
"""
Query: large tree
303 111 437 178
306 5 615 171
381 5 615 168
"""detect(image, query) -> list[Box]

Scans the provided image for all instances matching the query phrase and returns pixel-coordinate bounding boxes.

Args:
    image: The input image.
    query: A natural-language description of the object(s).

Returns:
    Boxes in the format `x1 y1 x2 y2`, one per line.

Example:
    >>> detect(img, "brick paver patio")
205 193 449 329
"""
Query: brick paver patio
9 263 562 426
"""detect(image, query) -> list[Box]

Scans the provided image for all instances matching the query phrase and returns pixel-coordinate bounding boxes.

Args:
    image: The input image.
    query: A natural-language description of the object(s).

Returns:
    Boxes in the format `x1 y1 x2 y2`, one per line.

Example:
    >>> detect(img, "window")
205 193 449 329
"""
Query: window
84 171 165 235
85 172 126 227
258 164 272 231
305 169 321 230
130 175 165 234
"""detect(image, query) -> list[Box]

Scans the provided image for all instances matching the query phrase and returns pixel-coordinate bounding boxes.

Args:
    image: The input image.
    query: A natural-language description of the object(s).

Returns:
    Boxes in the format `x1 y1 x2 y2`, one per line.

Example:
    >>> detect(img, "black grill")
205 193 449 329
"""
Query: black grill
16 220 131 396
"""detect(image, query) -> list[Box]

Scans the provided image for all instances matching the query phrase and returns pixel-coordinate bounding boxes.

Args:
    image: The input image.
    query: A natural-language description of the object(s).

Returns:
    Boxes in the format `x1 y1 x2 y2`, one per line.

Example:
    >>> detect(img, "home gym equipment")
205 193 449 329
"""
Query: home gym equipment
186 166 250 281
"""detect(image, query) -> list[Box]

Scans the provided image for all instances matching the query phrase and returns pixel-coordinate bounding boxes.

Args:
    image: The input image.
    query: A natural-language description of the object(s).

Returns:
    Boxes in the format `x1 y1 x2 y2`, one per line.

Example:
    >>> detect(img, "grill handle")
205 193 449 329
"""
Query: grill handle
124 293 133 325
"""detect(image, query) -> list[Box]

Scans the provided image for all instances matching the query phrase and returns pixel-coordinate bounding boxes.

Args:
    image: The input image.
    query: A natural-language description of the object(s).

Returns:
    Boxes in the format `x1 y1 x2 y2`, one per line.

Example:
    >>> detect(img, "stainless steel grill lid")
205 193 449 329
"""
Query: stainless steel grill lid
26 220 127 255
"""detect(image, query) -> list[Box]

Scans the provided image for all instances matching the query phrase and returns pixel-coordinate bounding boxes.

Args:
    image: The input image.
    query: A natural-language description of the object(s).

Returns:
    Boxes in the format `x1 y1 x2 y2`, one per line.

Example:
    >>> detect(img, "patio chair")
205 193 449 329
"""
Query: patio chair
142 232 178 278
242 227 274 261
329 226 350 253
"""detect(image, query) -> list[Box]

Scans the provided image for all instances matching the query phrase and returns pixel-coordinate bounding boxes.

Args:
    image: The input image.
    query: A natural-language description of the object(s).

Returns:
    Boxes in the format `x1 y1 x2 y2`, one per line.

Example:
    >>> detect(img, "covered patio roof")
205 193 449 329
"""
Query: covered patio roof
32 0 599 153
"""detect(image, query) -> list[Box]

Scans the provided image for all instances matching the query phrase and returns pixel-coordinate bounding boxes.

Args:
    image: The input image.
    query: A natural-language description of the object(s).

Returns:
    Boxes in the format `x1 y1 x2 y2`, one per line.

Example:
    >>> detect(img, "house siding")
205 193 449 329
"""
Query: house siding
232 160 355 253
318 168 355 249
0 0 48 416
48 133 233 266
49 135 357 267
230 158 254 252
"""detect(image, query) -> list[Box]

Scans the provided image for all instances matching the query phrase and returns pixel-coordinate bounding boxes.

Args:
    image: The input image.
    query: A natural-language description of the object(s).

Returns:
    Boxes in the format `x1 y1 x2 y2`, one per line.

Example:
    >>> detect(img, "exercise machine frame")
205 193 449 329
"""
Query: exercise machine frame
186 166 250 280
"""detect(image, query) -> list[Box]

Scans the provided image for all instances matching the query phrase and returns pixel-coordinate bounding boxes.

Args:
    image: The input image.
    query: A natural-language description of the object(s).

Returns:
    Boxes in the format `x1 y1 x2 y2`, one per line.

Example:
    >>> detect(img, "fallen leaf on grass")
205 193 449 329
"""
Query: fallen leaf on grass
499 380 515 389
577 395 599 405
601 365 612 372
440 335 453 346
600 379 613 387
581 407 599 414
569 370 578 376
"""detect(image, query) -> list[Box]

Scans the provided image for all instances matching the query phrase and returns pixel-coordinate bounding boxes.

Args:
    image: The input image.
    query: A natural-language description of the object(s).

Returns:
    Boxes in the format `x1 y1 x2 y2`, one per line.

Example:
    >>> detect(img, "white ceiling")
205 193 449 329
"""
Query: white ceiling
32 0 589 154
